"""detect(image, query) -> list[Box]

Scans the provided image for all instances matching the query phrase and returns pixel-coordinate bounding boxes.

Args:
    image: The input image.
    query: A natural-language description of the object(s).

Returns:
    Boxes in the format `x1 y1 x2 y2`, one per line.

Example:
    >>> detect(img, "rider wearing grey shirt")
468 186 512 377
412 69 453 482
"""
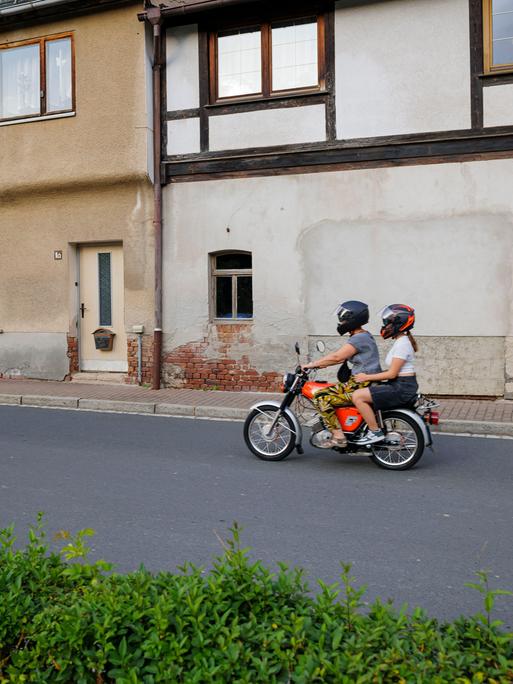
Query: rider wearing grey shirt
349 331 382 376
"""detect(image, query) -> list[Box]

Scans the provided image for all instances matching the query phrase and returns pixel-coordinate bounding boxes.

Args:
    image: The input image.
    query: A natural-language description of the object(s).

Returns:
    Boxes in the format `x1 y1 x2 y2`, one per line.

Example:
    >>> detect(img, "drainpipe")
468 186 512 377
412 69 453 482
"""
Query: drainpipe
146 6 163 390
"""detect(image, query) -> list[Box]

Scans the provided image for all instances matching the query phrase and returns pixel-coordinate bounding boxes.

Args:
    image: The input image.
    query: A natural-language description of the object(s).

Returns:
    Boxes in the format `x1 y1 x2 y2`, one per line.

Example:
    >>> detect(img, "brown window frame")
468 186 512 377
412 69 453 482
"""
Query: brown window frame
210 251 253 322
483 0 513 74
208 14 326 104
0 32 75 123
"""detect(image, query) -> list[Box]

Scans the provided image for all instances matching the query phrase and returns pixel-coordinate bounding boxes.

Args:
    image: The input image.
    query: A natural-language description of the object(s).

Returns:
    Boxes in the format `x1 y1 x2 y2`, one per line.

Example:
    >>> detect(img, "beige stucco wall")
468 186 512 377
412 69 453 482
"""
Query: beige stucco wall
0 182 154 334
0 4 155 379
0 3 150 197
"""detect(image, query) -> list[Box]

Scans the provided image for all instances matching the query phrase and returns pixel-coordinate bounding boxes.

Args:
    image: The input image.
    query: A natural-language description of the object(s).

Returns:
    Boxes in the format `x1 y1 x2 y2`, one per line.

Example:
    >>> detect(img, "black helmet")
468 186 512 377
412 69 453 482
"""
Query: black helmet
380 304 415 339
335 300 369 336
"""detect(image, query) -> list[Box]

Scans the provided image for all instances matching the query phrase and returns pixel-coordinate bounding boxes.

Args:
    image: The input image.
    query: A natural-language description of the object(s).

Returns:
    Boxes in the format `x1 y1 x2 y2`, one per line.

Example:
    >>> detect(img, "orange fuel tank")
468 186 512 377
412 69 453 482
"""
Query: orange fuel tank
301 381 335 400
335 407 364 432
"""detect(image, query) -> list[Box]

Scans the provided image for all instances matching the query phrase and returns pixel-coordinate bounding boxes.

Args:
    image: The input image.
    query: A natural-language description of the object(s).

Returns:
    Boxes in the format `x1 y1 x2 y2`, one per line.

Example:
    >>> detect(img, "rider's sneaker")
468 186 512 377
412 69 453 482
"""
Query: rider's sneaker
355 429 385 446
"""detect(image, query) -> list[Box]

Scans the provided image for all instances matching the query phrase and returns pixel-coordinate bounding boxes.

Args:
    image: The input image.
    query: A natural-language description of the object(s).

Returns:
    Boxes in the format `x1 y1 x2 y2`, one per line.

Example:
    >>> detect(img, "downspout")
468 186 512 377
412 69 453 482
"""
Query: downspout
146 6 163 390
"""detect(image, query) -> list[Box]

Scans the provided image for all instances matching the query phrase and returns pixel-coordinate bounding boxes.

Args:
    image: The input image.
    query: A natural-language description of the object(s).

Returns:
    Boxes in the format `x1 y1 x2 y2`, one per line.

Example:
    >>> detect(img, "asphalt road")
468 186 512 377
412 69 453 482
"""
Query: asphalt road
1 405 512 627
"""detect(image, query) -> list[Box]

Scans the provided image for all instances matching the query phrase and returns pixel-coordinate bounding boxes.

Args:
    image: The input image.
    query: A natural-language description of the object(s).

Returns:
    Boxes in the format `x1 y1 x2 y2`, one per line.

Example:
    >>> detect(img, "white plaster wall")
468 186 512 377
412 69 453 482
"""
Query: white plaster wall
335 0 471 139
209 105 326 151
484 84 513 128
163 158 513 394
166 24 199 111
167 118 201 156
307 335 505 395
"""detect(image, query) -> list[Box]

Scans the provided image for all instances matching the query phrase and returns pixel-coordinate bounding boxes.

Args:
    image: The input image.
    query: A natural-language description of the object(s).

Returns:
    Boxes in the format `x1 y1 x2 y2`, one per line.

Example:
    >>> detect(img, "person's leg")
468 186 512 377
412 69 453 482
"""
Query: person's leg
312 386 347 445
312 388 342 433
352 388 385 444
352 388 379 430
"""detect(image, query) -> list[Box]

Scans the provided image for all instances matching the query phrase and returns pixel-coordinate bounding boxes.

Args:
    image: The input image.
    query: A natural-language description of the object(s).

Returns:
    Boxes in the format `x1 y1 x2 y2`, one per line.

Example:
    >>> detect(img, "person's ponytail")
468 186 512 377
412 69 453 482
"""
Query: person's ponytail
407 331 418 353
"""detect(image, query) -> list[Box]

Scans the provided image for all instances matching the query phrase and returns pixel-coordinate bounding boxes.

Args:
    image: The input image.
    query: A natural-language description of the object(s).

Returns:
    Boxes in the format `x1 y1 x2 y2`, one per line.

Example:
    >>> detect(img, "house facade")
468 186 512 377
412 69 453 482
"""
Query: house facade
150 0 513 398
0 0 155 382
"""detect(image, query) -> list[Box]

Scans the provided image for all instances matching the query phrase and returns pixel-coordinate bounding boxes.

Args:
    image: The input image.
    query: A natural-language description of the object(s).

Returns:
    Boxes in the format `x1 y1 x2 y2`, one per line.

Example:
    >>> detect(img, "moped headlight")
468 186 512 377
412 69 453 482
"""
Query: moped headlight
282 373 295 392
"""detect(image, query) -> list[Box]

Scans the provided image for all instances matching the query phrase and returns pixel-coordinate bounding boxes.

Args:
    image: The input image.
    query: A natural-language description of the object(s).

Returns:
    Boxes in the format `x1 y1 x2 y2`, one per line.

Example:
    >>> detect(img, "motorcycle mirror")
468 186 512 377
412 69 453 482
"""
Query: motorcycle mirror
316 341 326 353
294 342 300 355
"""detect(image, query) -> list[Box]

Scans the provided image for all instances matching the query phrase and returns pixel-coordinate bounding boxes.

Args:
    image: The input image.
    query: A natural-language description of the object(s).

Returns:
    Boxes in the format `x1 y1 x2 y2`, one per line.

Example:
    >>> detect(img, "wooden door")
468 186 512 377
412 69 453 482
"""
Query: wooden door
79 244 127 372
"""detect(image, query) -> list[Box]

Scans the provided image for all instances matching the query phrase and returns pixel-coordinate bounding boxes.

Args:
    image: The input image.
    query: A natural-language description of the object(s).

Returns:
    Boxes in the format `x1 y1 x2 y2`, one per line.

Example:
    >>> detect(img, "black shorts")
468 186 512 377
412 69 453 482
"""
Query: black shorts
369 376 419 411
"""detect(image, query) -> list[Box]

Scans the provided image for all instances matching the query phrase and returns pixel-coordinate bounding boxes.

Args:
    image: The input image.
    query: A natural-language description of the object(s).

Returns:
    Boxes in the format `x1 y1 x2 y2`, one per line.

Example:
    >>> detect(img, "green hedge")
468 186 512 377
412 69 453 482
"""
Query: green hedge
0 516 512 683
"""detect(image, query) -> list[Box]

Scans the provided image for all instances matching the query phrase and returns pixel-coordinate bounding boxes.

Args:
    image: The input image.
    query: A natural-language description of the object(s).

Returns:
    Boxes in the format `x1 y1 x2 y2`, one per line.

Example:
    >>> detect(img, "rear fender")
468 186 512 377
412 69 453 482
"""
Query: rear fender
384 408 432 447
249 400 303 447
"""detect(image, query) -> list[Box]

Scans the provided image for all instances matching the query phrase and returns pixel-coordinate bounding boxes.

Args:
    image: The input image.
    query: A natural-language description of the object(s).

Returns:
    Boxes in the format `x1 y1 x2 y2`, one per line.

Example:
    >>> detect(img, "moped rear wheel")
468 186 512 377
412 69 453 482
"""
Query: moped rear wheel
244 405 296 461
369 411 424 470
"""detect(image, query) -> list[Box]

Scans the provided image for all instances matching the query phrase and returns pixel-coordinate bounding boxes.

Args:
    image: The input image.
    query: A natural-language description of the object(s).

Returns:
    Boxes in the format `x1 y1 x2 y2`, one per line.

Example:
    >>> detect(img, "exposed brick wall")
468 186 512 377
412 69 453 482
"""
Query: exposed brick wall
162 324 282 392
67 335 79 375
127 335 153 385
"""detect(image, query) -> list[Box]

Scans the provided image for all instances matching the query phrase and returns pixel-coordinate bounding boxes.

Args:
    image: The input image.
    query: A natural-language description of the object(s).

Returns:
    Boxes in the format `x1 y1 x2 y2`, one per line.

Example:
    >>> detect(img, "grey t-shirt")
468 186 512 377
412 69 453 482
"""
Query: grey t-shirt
348 331 382 376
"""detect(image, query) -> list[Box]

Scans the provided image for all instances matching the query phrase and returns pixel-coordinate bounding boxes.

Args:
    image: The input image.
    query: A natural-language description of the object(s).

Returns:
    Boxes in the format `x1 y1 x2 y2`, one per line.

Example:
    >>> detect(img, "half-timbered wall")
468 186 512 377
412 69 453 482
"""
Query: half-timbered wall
484 84 513 127
334 0 472 138
159 0 513 396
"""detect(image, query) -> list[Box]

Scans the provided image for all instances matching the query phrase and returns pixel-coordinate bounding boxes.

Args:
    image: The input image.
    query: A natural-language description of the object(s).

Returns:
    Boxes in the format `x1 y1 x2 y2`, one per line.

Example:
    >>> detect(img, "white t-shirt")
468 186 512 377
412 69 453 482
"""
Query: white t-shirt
385 335 415 375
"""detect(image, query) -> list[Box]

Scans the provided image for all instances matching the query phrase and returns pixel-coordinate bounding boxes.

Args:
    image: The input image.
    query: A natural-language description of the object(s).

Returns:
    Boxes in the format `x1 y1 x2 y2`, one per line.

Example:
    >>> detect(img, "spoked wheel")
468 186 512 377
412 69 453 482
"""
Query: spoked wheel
243 404 296 461
369 411 425 470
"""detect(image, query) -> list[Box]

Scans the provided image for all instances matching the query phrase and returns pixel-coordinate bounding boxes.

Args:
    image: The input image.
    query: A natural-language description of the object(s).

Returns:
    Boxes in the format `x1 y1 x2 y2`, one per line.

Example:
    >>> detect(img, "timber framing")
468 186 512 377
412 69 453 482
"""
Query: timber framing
469 0 484 128
159 0 513 183
163 128 513 181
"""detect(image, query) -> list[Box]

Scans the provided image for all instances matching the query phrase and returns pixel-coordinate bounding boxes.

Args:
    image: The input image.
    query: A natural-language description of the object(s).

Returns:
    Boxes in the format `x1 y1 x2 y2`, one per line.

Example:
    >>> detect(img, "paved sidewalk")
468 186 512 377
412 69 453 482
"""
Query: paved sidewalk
1 378 513 437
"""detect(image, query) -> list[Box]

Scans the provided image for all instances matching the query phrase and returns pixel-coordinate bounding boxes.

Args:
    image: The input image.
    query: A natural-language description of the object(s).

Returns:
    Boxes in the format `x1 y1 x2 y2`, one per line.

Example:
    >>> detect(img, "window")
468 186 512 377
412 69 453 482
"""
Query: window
484 0 513 73
98 253 112 327
211 252 253 320
210 16 324 102
0 33 74 122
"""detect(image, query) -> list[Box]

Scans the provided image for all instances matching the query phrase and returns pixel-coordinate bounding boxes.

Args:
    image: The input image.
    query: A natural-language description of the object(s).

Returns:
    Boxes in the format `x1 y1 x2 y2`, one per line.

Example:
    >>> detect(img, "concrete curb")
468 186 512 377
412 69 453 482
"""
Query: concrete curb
0 394 512 437
0 394 21 405
78 399 156 414
194 405 246 420
21 395 79 409
155 403 195 417
433 419 513 438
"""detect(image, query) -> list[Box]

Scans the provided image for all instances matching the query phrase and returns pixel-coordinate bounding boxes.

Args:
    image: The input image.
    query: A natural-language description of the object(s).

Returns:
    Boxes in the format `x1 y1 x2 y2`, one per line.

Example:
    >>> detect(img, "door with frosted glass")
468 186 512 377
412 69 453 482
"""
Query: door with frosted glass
79 245 127 372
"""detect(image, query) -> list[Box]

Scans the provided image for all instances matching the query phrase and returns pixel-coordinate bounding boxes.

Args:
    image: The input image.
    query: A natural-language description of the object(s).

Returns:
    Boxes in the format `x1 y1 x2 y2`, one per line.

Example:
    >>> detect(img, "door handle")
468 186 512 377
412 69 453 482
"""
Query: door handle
80 303 86 318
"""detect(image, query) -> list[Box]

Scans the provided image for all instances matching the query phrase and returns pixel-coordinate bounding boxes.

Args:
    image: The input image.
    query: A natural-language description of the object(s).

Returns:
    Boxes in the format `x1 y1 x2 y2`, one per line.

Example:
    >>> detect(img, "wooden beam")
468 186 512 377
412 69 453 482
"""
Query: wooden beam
164 129 513 179
469 0 484 129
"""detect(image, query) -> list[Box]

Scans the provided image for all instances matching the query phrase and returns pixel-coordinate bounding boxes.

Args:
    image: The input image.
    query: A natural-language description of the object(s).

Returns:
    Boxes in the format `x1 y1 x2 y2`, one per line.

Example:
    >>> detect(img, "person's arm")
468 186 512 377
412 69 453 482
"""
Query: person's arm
354 357 406 383
303 343 356 370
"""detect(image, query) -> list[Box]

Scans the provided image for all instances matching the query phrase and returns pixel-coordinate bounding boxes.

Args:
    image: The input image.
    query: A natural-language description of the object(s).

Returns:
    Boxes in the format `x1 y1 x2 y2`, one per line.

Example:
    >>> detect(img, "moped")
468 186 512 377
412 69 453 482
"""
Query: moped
243 343 439 470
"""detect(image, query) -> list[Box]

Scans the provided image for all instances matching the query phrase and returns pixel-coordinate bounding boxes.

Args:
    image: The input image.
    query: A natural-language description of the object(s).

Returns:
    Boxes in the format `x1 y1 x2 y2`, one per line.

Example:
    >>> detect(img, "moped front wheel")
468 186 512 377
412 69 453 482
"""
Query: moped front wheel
243 404 296 461
369 411 425 470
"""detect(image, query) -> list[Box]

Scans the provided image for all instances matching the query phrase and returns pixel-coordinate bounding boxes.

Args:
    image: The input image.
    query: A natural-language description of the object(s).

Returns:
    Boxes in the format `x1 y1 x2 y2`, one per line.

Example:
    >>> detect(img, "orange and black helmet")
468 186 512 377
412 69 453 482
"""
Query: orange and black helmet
380 304 415 339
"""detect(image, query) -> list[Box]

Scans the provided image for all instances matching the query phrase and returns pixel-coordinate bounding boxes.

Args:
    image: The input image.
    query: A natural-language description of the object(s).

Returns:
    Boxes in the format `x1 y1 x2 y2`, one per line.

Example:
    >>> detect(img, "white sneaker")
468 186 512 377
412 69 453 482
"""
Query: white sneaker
356 429 385 446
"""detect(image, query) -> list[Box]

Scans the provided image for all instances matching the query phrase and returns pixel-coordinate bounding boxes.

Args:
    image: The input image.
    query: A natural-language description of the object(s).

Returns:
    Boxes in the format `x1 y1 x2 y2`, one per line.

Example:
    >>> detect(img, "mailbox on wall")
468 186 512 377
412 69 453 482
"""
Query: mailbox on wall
93 328 116 351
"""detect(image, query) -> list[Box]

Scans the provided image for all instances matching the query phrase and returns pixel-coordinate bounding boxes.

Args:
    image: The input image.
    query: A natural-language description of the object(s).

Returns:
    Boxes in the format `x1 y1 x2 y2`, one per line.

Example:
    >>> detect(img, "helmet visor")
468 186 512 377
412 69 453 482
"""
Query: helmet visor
379 306 395 321
334 304 351 322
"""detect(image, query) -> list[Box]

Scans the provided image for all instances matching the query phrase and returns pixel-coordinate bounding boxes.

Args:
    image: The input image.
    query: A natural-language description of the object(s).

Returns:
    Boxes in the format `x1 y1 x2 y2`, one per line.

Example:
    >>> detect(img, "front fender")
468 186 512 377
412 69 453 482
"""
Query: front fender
385 408 432 447
248 400 303 447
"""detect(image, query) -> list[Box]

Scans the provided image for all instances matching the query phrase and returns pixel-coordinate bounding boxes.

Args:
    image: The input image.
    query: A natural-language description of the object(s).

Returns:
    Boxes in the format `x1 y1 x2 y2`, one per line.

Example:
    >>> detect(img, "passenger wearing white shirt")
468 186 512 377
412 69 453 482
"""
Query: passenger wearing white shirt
352 304 419 446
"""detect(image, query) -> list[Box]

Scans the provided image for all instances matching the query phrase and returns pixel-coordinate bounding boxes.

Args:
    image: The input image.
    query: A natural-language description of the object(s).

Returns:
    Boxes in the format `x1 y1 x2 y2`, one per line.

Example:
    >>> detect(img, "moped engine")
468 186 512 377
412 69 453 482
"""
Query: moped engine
309 418 332 448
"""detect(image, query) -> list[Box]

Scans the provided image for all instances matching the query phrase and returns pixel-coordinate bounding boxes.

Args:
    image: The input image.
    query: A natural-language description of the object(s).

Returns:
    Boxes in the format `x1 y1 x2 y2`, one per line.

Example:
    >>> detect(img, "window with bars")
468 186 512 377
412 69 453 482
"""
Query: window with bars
484 0 513 73
211 252 253 321
0 33 74 122
209 16 324 103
